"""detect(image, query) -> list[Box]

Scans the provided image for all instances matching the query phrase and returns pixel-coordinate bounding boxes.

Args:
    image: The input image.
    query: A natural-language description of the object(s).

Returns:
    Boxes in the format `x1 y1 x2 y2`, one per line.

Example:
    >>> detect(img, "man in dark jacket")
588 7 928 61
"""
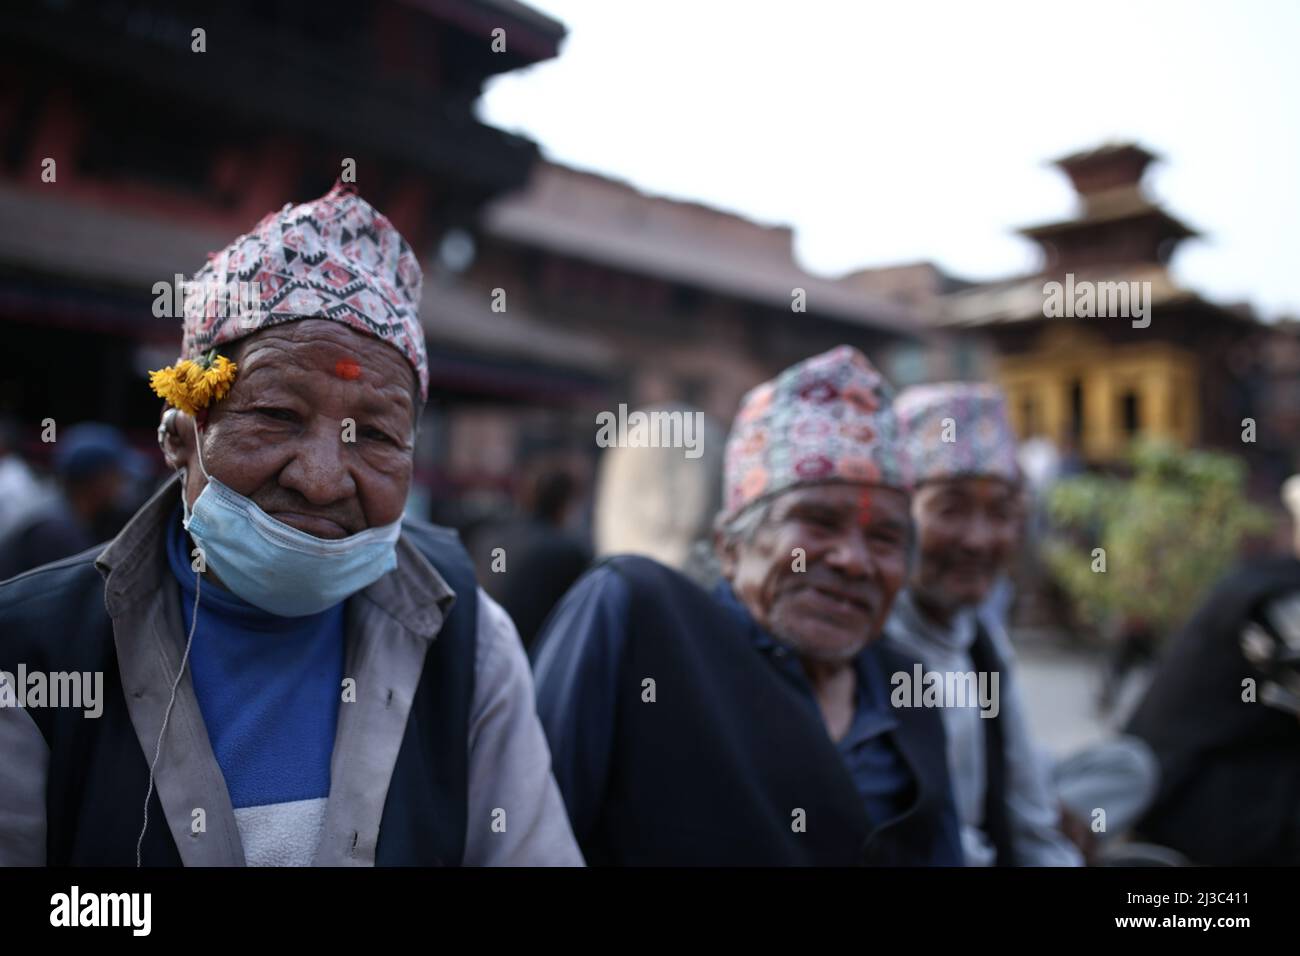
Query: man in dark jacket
0 185 579 867
1126 553 1300 865
532 346 964 865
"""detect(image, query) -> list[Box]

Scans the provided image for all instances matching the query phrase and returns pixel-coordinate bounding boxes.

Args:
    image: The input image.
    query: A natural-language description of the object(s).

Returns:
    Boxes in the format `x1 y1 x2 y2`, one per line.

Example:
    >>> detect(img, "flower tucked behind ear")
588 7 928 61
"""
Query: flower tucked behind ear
149 349 237 416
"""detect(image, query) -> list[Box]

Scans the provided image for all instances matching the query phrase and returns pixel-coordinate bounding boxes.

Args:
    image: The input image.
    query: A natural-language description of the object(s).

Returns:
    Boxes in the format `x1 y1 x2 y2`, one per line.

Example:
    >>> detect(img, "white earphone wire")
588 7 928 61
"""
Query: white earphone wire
136 414 207 866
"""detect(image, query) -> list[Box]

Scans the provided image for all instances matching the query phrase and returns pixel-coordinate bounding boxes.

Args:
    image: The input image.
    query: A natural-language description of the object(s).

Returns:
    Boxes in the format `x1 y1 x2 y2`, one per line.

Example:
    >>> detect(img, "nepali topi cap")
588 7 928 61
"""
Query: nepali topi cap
152 182 428 411
722 345 909 523
895 382 1020 485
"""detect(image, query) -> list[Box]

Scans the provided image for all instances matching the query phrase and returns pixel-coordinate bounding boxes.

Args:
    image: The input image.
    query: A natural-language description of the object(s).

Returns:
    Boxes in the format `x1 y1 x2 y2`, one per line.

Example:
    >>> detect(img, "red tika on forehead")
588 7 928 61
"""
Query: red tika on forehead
855 486 875 527
334 359 362 381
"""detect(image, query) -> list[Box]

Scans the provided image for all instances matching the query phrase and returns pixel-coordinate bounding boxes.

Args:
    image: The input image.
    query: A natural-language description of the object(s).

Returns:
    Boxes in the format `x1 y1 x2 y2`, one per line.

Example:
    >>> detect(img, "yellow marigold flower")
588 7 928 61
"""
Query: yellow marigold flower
148 365 199 415
200 353 238 403
148 350 237 415
183 360 214 410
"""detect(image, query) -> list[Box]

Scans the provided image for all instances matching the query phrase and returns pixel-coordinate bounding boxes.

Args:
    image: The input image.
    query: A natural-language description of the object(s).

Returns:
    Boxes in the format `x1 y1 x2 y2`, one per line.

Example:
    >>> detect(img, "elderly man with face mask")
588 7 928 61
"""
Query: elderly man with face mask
531 346 964 865
0 185 581 867
883 383 1085 866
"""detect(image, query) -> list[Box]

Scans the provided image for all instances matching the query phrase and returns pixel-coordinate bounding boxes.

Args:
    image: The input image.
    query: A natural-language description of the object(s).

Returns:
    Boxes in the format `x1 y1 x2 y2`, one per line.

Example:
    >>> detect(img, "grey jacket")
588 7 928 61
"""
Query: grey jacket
0 475 583 866
884 590 1083 867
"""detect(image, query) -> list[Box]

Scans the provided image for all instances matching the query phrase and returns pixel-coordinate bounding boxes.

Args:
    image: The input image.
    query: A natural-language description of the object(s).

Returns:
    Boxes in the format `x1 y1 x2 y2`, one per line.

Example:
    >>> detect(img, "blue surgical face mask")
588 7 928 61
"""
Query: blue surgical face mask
179 423 402 617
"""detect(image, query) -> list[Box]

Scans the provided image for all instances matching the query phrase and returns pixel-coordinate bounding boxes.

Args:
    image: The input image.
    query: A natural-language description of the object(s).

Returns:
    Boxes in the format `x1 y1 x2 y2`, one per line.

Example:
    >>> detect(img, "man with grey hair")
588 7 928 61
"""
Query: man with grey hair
532 346 963 865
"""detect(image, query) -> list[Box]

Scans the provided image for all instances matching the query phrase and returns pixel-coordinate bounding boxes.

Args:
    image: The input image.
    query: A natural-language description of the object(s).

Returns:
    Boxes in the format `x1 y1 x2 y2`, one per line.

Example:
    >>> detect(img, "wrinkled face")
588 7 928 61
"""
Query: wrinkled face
721 483 912 664
911 476 1023 614
165 320 419 539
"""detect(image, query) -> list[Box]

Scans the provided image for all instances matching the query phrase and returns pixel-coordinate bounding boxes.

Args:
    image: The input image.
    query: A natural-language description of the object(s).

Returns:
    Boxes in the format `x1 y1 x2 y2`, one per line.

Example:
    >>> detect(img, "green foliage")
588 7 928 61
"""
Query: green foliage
1045 439 1270 639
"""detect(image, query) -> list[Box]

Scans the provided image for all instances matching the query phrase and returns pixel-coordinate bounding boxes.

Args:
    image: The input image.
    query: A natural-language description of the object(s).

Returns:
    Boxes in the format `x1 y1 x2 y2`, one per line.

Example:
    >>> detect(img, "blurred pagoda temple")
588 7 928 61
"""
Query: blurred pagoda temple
935 143 1293 486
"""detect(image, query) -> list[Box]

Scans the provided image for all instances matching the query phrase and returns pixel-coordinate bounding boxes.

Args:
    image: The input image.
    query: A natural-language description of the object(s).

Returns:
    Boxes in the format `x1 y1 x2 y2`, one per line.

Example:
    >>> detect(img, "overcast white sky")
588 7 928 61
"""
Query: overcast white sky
479 0 1300 319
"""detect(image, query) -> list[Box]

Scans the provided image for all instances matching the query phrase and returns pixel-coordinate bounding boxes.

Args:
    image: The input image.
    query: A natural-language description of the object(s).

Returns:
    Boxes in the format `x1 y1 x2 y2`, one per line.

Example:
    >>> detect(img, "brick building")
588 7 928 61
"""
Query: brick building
0 2 918 524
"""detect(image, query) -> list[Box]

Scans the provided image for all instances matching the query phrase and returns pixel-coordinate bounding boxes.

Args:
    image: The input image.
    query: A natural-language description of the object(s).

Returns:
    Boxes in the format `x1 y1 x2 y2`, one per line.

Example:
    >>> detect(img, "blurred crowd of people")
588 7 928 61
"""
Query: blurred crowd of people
0 418 152 581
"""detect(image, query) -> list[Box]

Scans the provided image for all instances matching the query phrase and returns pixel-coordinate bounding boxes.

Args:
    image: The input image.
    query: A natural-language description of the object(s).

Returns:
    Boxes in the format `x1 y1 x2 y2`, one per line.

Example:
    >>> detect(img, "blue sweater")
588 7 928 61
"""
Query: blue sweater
166 506 344 864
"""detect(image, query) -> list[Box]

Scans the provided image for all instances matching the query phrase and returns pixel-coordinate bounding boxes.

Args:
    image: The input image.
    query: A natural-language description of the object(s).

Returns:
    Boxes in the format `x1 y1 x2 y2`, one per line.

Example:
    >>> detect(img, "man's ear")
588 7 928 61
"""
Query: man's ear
158 408 195 472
